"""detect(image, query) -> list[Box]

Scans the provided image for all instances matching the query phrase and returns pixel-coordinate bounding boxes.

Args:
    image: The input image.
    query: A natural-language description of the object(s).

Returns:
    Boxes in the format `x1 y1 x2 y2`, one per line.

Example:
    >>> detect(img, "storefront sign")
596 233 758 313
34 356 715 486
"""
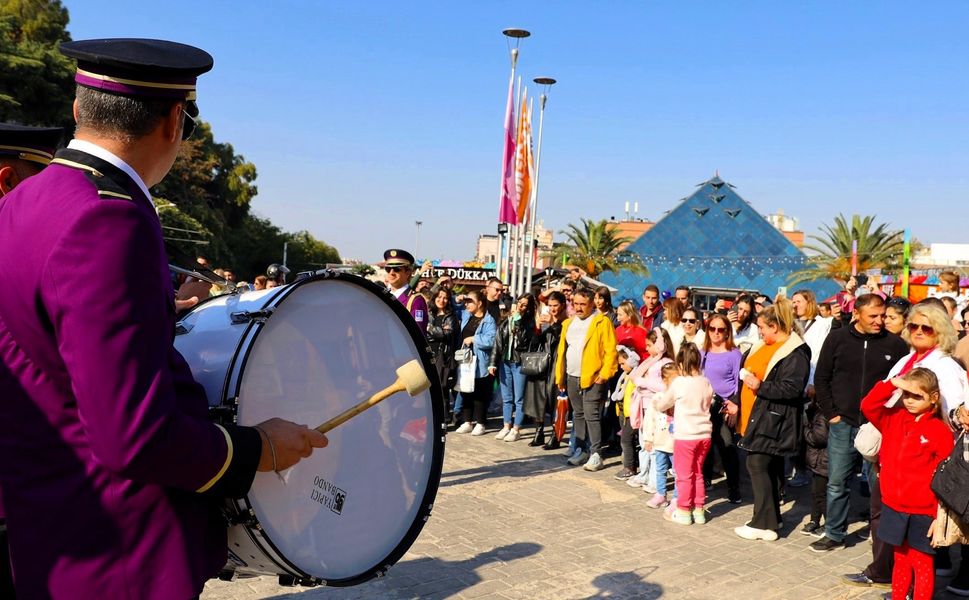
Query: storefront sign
429 267 495 284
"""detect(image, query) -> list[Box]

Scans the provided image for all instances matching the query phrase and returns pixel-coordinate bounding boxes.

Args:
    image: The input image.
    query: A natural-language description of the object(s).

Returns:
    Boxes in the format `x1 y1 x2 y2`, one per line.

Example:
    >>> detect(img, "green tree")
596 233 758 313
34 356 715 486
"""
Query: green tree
0 0 74 129
789 214 904 284
282 230 341 274
549 218 648 278
0 0 341 281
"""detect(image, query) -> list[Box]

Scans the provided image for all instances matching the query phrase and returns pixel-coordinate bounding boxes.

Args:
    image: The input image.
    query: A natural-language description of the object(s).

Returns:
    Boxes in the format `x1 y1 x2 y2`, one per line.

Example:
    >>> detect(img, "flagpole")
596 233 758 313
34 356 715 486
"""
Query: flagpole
498 29 530 290
526 77 557 292
902 229 911 298
514 97 533 296
509 76 524 297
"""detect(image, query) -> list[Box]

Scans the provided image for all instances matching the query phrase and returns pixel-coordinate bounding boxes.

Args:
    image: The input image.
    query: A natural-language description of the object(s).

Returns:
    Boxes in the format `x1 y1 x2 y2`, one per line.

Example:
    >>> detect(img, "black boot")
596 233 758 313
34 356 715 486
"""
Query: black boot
543 435 560 450
529 426 545 447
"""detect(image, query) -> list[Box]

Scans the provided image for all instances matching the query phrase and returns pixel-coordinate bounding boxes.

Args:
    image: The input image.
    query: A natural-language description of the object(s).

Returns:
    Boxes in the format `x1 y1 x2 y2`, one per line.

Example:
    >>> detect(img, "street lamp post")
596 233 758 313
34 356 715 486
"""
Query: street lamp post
525 77 556 291
415 220 423 259
496 28 530 292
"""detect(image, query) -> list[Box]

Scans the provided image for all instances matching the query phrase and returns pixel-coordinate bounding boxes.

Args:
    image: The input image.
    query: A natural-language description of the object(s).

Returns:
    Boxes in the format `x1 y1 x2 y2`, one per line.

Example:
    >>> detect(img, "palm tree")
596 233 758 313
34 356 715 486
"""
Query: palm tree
549 218 649 278
789 214 904 284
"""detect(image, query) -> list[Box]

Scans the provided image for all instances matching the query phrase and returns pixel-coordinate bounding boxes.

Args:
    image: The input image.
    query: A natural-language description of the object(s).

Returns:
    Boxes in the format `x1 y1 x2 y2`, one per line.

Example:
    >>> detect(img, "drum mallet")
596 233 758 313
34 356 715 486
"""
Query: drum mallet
315 359 431 434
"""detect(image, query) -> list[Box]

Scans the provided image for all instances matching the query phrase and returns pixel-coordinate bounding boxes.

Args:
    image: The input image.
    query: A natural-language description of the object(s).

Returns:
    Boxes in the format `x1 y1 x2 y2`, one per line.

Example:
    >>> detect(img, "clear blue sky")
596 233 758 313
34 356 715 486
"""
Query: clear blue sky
68 2 969 263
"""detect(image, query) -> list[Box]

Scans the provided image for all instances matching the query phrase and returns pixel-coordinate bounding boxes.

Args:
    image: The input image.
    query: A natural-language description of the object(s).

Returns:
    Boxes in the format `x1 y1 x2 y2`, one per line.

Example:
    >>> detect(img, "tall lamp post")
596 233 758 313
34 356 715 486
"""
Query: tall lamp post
415 220 423 259
525 76 556 291
497 28 530 291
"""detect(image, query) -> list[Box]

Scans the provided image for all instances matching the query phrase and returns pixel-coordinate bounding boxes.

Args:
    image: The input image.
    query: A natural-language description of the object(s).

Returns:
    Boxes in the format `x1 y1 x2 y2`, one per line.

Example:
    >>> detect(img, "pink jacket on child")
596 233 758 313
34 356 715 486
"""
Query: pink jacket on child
629 356 672 429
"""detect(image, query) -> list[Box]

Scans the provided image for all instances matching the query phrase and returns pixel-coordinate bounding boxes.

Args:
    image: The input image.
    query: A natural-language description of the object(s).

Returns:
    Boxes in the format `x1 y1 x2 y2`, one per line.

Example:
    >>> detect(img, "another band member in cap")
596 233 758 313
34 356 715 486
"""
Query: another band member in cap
0 38 327 600
0 123 62 196
266 262 290 288
0 121 62 600
383 248 428 334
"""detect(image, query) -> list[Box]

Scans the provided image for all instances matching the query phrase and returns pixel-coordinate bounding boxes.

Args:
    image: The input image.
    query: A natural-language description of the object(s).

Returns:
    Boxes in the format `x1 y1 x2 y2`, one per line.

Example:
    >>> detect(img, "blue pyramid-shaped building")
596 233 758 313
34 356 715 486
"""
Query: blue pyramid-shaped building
601 175 839 302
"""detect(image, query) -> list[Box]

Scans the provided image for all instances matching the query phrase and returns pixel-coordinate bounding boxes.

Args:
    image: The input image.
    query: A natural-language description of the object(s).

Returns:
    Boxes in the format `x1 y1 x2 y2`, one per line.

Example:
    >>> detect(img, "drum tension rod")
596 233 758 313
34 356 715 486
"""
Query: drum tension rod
230 308 275 324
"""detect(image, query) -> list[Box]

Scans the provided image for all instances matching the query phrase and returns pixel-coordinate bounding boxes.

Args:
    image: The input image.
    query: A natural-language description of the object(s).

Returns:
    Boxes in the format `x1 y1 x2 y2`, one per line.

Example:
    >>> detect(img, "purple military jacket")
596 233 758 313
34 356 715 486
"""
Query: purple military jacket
0 148 262 599
396 286 428 334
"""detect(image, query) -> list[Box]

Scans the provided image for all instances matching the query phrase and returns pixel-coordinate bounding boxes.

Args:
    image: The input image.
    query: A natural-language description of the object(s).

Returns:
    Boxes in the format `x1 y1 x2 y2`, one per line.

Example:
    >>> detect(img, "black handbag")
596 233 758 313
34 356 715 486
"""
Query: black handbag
520 340 551 376
932 433 969 523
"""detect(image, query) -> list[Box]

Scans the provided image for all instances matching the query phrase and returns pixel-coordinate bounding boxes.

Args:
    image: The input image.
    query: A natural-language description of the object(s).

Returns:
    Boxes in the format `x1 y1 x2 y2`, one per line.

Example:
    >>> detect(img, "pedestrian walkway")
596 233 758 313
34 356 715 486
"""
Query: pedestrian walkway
202 423 952 600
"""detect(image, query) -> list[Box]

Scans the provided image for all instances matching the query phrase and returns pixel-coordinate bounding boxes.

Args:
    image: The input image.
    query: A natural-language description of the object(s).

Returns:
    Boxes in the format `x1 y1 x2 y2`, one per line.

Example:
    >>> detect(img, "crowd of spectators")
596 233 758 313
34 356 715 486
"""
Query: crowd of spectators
411 268 969 600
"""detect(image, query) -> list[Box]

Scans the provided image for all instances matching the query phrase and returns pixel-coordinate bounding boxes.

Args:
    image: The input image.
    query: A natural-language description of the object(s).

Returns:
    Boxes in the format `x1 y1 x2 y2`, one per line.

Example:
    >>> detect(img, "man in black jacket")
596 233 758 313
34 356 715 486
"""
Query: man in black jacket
809 294 908 562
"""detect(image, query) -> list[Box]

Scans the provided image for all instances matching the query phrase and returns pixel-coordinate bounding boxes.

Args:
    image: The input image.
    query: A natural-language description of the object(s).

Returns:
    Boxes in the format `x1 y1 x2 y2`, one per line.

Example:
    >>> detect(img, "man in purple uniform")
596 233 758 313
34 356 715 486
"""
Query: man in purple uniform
383 248 429 334
0 122 64 600
0 39 327 600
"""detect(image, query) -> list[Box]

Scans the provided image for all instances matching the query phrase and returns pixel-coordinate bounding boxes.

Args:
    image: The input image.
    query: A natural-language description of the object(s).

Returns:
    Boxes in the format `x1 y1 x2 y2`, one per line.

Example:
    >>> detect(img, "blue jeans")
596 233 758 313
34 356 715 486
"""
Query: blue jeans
499 361 527 427
453 392 464 422
655 450 674 495
825 421 860 542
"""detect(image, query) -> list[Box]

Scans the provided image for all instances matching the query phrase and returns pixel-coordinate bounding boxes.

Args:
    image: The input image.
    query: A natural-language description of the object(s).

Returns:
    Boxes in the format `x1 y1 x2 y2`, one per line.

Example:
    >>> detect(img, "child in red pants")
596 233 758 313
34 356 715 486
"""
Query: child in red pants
861 367 955 600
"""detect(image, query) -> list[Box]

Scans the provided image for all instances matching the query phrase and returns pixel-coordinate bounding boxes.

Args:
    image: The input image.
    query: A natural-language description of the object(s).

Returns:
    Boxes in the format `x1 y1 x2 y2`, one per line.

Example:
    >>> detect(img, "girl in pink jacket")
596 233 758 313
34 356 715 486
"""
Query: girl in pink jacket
627 328 675 493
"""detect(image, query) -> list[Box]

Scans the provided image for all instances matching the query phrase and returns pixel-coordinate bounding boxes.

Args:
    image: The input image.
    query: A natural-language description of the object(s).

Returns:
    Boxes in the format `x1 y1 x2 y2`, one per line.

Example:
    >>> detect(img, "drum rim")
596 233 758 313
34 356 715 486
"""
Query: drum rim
226 271 447 587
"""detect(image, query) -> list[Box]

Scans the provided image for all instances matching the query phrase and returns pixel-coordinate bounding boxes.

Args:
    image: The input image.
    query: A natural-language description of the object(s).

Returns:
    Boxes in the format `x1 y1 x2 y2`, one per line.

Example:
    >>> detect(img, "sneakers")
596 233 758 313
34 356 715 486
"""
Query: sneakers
471 423 487 436
692 507 707 524
627 473 646 487
614 468 636 481
455 422 473 434
734 525 778 541
667 508 692 525
809 537 845 553
643 484 657 494
567 451 589 466
800 521 824 537
503 429 520 442
788 471 811 487
583 452 604 472
495 427 510 440
646 493 669 509
728 490 742 504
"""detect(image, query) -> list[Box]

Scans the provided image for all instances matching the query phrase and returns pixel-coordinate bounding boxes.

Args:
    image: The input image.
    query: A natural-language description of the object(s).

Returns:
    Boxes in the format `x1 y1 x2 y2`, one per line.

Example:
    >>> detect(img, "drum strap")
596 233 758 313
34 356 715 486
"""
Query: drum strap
406 294 416 312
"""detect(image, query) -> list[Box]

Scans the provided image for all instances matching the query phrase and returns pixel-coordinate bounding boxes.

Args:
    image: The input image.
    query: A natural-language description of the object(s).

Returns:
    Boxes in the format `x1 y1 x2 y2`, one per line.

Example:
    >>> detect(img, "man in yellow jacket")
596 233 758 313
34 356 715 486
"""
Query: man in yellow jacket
556 288 618 471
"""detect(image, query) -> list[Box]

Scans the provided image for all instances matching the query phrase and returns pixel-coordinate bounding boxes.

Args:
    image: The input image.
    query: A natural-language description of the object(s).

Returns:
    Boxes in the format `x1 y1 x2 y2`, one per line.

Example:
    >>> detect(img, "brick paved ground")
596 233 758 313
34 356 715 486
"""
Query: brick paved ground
203 420 960 600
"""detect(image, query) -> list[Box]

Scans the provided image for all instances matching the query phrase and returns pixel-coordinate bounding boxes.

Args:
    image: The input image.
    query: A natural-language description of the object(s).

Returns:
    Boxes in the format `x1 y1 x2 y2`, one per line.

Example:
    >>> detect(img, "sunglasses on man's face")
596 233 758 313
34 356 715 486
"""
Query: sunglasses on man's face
181 104 199 141
907 323 936 335
386 266 405 273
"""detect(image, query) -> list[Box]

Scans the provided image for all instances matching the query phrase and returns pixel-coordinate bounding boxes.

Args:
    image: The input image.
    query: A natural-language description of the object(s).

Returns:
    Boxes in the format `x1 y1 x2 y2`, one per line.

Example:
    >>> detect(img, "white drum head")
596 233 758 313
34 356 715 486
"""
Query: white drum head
232 276 442 584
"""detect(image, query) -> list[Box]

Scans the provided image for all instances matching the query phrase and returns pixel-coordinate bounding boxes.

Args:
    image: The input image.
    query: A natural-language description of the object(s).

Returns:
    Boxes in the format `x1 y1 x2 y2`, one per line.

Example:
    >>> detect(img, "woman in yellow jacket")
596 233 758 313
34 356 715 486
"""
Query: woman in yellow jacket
555 289 619 471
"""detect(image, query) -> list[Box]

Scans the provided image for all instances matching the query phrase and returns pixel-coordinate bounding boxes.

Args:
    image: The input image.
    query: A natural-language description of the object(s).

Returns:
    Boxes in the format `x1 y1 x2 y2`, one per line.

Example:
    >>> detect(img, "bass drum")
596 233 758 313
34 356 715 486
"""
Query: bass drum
174 271 446 586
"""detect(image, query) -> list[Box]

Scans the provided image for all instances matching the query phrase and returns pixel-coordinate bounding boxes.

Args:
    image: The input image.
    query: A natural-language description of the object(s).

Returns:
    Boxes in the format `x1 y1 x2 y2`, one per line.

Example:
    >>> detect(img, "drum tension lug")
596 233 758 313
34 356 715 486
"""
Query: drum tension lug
227 508 258 527
208 405 236 421
230 308 275 324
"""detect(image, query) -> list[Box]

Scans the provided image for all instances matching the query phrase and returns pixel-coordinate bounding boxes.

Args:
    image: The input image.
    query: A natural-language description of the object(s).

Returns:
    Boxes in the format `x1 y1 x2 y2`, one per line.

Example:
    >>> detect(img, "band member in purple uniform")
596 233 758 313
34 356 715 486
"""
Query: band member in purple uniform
0 122 64 599
0 39 327 600
383 248 429 334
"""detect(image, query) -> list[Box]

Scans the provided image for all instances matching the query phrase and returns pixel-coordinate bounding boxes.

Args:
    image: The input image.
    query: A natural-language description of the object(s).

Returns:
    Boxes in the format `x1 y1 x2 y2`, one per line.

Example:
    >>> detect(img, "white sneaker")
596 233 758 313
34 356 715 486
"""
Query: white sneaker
627 473 645 487
504 429 520 442
495 427 510 440
564 446 577 457
471 423 487 436
583 452 604 472
455 422 473 434
734 525 778 541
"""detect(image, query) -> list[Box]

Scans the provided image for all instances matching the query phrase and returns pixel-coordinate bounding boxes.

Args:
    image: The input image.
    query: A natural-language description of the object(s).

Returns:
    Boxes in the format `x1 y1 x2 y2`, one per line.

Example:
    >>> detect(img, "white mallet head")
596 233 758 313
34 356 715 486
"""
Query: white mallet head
397 359 431 396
